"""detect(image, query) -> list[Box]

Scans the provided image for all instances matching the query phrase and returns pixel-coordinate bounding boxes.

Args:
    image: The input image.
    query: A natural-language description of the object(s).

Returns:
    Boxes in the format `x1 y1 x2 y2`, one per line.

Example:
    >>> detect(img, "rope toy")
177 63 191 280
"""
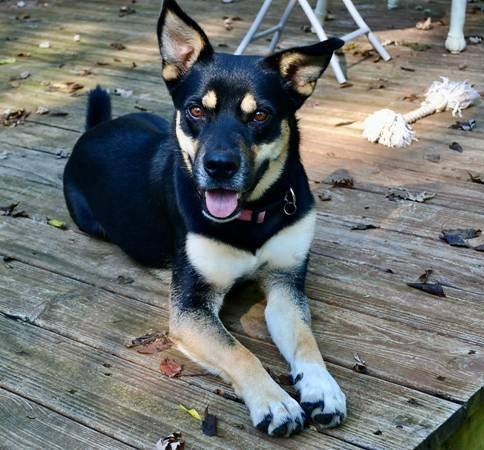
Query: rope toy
363 77 480 148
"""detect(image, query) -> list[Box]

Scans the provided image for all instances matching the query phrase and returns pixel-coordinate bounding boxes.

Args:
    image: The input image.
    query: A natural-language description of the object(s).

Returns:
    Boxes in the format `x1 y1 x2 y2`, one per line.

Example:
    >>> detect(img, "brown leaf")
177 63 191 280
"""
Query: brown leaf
137 335 173 354
402 42 431 51
318 190 332 201
416 17 432 30
334 120 355 127
47 81 84 94
110 42 126 50
449 142 463 152
126 330 166 348
160 358 182 378
0 202 29 218
324 169 354 188
339 82 353 89
154 432 185 450
468 172 484 184
400 66 416 72
418 269 433 283
386 187 435 203
402 93 419 102
353 353 367 373
2 108 30 127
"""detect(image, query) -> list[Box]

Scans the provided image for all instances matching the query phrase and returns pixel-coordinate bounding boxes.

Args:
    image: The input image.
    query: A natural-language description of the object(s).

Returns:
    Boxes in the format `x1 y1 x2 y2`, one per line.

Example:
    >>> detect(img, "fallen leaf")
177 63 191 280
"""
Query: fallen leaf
126 330 166 348
55 150 70 159
458 63 467 71
334 120 355 127
201 406 217 436
416 17 432 30
119 5 136 17
2 108 30 127
154 432 185 450
136 334 173 354
160 358 182 378
374 430 383 436
36 106 49 115
110 42 126 50
318 190 332 201
449 119 476 131
449 142 463 152
324 169 354 188
0 57 16 65
402 93 419 102
407 282 446 297
386 187 435 203
48 81 84 94
76 68 92 76
113 88 133 98
213 388 242 403
440 228 481 247
0 203 29 218
351 223 380 230
339 81 353 89
466 34 483 45
117 274 134 285
400 66 415 72
50 111 69 117
368 79 386 90
402 42 431 51
179 404 201 420
10 71 30 82
468 172 484 184
418 269 433 283
73 34 81 41
39 41 51 49
353 353 367 373
16 52 31 57
134 104 147 111
223 17 234 30
47 218 67 229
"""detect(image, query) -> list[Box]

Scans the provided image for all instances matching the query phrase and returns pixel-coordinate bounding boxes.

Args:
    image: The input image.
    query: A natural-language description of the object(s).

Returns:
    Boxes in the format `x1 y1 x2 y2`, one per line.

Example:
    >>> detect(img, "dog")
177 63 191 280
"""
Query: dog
63 0 346 437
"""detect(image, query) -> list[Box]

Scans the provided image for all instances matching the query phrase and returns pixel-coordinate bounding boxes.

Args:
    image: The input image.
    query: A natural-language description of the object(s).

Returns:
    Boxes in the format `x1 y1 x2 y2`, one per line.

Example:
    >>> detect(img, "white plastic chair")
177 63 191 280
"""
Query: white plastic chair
235 0 391 84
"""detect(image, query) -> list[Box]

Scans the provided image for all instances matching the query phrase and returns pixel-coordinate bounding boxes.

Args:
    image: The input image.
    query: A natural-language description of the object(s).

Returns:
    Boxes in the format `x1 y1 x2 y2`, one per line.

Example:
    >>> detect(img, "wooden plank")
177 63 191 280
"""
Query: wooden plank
1 314 356 450
0 265 464 450
0 388 134 450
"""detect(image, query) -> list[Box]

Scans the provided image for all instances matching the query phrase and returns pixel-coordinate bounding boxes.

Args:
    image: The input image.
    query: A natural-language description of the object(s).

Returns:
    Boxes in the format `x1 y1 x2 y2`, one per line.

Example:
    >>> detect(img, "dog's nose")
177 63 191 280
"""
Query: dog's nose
203 151 240 180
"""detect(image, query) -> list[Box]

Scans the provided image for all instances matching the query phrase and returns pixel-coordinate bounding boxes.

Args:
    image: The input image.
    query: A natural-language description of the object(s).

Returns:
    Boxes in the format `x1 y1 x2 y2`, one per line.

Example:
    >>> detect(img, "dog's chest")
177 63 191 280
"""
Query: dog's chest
185 210 316 289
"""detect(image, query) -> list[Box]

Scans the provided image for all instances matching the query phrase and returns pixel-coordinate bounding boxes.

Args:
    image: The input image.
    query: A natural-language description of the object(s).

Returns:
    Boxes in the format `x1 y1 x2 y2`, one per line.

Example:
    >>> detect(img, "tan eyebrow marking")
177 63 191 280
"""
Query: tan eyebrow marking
240 93 257 114
202 90 217 109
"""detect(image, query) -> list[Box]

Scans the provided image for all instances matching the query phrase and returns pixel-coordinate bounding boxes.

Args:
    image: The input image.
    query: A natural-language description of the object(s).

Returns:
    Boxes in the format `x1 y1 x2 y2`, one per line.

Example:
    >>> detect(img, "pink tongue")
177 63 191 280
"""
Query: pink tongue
205 190 239 218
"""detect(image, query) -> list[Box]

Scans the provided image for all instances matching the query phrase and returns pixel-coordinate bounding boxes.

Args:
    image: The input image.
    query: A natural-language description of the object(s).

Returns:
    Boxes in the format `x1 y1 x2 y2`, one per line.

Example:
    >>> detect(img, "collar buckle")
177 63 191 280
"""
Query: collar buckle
283 187 297 216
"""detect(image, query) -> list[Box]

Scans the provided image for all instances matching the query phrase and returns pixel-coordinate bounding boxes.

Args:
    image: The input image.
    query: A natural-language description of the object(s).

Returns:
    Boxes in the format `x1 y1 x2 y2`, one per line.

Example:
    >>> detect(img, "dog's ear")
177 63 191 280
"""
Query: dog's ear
157 0 213 84
263 38 344 107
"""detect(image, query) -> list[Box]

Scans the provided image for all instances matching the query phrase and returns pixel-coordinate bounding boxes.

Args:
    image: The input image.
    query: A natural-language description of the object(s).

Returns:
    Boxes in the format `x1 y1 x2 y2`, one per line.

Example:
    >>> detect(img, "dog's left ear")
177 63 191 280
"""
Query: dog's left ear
263 38 344 107
157 0 213 84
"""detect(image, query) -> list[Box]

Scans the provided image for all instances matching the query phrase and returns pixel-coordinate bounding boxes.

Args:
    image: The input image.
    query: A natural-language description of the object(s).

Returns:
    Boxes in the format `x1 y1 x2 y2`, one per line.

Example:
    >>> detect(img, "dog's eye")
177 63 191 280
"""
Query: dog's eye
253 110 269 123
188 105 205 119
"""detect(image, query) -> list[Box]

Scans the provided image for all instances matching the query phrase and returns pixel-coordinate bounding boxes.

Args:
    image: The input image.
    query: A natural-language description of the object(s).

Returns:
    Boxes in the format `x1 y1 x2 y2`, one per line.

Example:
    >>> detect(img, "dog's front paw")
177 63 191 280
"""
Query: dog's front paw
243 381 305 437
292 362 346 430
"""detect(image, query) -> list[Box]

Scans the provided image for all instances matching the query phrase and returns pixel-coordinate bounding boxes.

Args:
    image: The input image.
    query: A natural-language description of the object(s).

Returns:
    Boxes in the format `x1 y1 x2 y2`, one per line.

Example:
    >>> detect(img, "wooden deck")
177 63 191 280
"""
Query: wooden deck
1 0 483 448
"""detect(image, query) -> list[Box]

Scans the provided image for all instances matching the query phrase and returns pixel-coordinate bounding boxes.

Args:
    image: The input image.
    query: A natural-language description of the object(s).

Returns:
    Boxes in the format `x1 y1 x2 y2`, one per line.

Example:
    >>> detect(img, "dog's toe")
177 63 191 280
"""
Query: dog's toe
293 362 347 430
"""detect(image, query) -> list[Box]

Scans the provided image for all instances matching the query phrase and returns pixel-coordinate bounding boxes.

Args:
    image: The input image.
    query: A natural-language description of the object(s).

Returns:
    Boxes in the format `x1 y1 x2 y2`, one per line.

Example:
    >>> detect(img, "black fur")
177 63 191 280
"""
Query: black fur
85 85 112 130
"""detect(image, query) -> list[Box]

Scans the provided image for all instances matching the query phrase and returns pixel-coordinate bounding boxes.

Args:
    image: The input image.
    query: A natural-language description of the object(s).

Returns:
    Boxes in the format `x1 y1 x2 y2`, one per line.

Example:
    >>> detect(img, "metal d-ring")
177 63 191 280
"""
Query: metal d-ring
283 187 297 216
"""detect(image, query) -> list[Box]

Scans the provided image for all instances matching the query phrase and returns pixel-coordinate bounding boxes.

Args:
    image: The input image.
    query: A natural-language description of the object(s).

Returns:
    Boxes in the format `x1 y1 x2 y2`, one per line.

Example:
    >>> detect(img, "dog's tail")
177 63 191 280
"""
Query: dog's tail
85 85 112 130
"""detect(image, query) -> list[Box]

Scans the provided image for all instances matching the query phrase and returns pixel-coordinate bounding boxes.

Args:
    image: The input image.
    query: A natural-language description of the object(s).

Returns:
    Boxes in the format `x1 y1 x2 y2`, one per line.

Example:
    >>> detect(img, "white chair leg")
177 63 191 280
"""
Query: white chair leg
445 0 467 53
297 0 347 83
314 0 327 24
387 0 399 10
269 0 298 53
341 0 391 61
234 0 273 55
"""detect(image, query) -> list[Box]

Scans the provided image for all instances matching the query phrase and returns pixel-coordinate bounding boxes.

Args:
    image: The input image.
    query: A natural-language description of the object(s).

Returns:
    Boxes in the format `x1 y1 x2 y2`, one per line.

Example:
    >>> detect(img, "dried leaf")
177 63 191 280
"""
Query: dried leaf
117 275 134 285
2 108 30 127
110 42 126 50
50 111 69 117
137 335 173 354
468 172 484 184
339 82 353 89
418 269 433 283
179 404 201 420
113 88 133 98
402 93 419 102
119 5 136 17
154 432 185 450
223 18 234 30
449 142 463 152
353 353 367 373
449 119 476 131
400 66 415 72
73 34 81 41
467 34 483 45
55 150 70 159
407 282 446 297
160 358 182 378
386 187 435 203
318 190 332 202
36 106 49 115
334 120 355 127
48 81 84 94
213 388 242 403
402 42 431 51
351 223 380 231
0 203 29 218
126 330 167 348
440 228 481 247
416 17 432 30
324 169 354 188
47 218 67 229
368 79 386 90
201 406 217 436
39 41 51 49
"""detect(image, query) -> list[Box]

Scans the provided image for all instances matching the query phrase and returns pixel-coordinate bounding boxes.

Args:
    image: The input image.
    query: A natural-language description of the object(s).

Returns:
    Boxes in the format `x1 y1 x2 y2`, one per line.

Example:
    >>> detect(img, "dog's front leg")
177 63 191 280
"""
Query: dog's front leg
169 260 305 437
262 271 347 430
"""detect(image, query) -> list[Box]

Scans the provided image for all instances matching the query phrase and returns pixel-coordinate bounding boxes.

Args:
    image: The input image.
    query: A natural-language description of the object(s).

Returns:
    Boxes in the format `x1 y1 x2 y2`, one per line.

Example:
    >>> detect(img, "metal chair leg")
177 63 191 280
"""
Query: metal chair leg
234 0 273 55
268 0 298 53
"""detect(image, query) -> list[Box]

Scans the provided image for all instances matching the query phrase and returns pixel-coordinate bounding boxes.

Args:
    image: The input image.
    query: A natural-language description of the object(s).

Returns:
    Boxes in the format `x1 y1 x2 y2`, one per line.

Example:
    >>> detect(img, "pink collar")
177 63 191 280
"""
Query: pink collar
237 209 266 223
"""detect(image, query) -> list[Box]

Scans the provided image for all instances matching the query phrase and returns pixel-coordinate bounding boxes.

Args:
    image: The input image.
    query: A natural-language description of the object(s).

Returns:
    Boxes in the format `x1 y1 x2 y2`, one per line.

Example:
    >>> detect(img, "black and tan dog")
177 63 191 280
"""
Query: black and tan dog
64 0 346 437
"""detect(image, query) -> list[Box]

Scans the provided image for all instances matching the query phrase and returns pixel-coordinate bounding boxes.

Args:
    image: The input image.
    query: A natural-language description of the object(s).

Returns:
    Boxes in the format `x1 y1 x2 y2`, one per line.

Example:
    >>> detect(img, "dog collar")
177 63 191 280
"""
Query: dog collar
237 188 297 224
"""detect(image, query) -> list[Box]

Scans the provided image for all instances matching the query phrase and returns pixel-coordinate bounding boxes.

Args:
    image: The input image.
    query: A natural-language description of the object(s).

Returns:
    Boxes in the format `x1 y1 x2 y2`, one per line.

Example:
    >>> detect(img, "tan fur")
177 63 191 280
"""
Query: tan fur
161 11 205 78
240 93 257 114
202 90 217 109
162 63 179 81
175 111 198 170
248 120 290 201
279 53 321 96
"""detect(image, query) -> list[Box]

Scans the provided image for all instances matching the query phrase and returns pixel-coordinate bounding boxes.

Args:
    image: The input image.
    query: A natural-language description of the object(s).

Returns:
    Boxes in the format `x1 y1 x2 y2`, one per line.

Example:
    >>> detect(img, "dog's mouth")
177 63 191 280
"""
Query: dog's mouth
201 189 242 221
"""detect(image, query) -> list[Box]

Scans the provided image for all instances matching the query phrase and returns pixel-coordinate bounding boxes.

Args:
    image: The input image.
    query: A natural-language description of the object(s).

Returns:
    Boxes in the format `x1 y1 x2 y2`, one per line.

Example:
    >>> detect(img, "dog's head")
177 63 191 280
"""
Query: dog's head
157 0 343 223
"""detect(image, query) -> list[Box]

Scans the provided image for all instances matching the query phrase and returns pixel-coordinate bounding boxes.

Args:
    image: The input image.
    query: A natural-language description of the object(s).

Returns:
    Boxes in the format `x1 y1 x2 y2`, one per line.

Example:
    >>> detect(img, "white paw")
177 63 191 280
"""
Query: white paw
292 362 346 430
243 381 305 437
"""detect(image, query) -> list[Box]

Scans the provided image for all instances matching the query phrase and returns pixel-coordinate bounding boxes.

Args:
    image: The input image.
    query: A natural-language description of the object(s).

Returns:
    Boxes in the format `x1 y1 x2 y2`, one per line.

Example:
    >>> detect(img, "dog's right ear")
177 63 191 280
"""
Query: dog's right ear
157 0 213 84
